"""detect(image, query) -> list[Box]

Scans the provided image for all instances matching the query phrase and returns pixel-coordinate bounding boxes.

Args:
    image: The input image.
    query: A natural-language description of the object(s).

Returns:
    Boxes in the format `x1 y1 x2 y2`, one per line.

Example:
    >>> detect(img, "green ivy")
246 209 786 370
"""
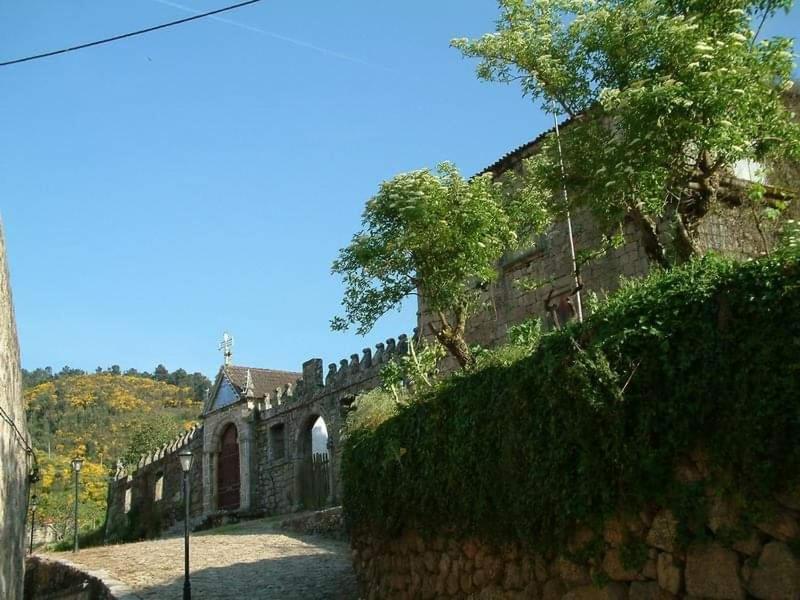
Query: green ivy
342 247 800 552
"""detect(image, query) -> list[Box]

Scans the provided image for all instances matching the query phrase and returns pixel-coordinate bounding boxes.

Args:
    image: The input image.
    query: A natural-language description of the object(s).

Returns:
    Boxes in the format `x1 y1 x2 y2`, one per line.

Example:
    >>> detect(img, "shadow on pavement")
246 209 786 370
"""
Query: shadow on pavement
134 552 359 600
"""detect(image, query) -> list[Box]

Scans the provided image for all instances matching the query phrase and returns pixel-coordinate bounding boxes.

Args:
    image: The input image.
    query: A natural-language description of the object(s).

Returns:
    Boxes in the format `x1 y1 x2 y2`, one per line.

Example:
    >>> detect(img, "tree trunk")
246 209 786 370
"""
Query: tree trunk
430 306 475 369
435 328 475 369
673 210 699 264
629 205 670 268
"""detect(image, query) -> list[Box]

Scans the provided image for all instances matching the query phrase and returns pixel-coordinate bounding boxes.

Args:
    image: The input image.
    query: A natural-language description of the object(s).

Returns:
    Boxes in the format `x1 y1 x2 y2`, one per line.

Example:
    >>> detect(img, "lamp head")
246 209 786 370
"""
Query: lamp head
30 495 38 511
178 449 193 473
71 457 84 472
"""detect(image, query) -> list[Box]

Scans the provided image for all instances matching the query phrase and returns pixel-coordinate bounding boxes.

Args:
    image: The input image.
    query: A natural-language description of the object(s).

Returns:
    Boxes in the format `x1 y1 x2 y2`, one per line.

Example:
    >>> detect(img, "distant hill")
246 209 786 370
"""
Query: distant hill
23 365 209 542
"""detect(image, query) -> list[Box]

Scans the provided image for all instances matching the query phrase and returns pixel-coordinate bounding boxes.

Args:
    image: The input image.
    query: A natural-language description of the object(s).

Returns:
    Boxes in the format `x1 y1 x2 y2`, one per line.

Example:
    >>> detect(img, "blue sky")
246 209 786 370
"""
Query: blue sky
1 1 798 378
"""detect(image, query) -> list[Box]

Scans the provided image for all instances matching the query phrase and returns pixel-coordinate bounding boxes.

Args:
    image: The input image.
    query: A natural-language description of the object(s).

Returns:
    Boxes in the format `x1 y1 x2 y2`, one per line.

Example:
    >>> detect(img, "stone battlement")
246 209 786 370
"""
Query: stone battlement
114 424 203 481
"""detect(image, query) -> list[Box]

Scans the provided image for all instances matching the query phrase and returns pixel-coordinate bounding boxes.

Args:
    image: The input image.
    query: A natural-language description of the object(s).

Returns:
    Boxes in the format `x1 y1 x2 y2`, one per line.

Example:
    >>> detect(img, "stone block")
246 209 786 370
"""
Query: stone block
757 509 799 542
656 552 682 595
554 556 591 586
630 581 677 600
562 582 628 600
685 542 744 599
747 541 800 600
503 562 523 590
646 510 679 552
542 578 566 600
732 532 762 557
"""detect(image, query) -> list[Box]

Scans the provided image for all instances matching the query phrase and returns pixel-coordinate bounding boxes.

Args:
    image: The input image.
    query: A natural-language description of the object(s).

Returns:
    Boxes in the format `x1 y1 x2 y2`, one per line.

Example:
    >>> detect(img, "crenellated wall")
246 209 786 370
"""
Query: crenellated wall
105 333 413 540
105 426 204 543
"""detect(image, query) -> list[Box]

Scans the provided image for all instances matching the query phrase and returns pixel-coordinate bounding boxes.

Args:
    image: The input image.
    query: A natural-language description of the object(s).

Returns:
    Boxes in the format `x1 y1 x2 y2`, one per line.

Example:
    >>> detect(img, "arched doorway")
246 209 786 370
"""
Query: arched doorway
217 424 240 510
297 415 330 510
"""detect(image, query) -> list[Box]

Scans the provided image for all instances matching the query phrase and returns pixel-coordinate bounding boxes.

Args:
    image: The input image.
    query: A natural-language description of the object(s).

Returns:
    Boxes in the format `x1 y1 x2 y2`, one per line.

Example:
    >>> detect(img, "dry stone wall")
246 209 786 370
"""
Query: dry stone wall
352 508 800 600
0 224 30 600
351 453 800 600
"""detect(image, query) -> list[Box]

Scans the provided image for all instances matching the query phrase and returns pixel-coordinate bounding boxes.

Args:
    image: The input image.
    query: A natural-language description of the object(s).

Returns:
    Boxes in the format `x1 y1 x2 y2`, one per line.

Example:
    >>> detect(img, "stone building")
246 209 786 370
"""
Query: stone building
106 124 790 539
105 335 412 540
418 123 793 349
0 223 31 600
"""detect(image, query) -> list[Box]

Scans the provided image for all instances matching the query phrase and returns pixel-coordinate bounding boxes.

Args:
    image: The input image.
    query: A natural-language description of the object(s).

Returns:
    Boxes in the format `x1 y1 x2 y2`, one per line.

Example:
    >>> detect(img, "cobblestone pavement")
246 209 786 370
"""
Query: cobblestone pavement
44 519 358 599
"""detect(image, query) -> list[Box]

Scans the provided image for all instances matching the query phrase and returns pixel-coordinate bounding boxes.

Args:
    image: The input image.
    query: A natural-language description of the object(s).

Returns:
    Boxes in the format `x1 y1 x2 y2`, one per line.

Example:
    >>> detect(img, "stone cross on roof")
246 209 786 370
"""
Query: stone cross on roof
218 332 234 366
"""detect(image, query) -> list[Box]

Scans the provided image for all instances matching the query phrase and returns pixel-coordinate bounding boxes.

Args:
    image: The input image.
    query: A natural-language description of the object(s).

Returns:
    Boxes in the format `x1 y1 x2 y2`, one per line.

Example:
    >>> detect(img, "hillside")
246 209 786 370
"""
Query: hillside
24 367 208 542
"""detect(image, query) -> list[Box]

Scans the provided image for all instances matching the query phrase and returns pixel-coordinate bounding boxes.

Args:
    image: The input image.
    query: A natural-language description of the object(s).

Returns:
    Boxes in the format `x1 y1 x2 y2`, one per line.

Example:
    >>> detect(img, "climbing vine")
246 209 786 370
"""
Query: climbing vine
342 246 800 551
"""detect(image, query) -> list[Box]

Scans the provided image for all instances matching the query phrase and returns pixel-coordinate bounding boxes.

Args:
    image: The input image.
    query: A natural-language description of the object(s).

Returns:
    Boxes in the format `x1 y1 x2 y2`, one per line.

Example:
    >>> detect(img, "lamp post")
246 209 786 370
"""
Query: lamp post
70 457 83 553
29 494 38 555
178 449 194 600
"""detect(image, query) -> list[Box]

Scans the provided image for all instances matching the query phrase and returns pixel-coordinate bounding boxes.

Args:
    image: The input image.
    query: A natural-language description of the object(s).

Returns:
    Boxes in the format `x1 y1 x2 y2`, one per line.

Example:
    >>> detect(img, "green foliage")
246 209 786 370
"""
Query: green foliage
24 370 201 538
343 388 402 439
23 363 211 402
332 162 548 366
453 0 800 263
619 540 649 571
122 417 190 467
342 247 800 551
506 318 543 352
344 340 447 438
381 339 446 396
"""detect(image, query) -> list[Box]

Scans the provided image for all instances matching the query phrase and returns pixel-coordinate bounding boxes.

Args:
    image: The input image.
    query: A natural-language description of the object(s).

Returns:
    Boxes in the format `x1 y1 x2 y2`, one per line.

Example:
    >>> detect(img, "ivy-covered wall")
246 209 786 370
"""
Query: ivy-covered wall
344 248 800 599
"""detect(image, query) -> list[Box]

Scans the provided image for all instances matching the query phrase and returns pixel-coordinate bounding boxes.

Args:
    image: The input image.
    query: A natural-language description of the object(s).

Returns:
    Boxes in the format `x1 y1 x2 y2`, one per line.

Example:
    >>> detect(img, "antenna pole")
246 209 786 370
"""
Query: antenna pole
552 110 584 323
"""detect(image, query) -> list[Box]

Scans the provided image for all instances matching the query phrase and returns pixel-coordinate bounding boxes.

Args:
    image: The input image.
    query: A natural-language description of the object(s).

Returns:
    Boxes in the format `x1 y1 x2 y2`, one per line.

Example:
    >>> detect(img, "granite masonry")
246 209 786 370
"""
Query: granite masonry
0 223 31 600
351 452 800 599
105 335 412 541
419 129 793 349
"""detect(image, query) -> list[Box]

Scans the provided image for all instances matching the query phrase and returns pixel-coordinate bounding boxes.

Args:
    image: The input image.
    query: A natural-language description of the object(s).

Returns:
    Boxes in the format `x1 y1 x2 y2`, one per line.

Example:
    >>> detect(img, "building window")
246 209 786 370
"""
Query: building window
124 488 132 514
154 473 164 502
270 423 285 460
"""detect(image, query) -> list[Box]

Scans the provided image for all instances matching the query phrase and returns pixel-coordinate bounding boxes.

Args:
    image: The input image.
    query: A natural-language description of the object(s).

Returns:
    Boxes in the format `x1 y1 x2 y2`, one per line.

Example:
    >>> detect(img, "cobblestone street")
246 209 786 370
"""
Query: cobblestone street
43 519 358 599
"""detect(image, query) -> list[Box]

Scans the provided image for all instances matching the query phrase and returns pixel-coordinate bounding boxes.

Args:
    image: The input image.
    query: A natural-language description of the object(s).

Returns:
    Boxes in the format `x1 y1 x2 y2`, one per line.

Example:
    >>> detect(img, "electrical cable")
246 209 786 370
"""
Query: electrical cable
0 0 266 68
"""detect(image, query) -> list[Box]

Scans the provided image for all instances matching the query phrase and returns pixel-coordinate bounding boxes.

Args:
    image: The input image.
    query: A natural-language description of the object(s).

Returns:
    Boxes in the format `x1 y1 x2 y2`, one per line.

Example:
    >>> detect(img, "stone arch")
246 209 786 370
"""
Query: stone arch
217 423 240 510
294 408 333 510
203 412 254 513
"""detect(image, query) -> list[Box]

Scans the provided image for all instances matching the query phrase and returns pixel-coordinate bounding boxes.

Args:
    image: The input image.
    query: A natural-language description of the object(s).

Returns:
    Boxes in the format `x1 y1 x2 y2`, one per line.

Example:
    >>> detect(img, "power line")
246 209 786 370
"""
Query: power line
0 0 267 68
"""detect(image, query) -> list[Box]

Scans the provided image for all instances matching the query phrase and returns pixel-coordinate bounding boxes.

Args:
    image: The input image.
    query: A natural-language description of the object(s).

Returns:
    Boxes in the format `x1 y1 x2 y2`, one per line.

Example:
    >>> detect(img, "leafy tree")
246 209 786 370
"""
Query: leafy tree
122 417 189 467
153 364 169 382
332 162 547 367
453 0 800 265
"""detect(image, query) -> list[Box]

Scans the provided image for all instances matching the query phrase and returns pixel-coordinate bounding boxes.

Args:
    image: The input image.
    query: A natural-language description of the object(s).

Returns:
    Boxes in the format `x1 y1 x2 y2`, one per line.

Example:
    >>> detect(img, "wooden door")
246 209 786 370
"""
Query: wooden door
217 424 240 510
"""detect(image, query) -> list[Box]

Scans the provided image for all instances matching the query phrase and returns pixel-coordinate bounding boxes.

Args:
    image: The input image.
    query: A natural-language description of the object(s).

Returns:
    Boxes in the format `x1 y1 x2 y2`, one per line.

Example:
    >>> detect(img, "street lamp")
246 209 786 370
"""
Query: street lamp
29 494 38 555
70 457 83 553
179 449 194 600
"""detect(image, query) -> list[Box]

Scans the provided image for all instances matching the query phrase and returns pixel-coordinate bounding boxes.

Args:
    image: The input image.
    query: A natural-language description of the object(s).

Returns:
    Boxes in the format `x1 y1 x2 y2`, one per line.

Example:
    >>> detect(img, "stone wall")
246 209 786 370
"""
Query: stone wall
350 446 800 599
24 556 112 600
24 556 137 600
105 334 411 536
351 485 800 599
105 426 203 543
0 223 31 600
418 199 784 351
204 334 409 516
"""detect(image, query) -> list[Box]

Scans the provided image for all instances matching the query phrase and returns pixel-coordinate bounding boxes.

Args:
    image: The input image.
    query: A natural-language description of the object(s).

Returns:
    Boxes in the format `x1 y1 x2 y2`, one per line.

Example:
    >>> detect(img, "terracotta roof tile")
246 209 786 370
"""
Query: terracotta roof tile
224 365 300 398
